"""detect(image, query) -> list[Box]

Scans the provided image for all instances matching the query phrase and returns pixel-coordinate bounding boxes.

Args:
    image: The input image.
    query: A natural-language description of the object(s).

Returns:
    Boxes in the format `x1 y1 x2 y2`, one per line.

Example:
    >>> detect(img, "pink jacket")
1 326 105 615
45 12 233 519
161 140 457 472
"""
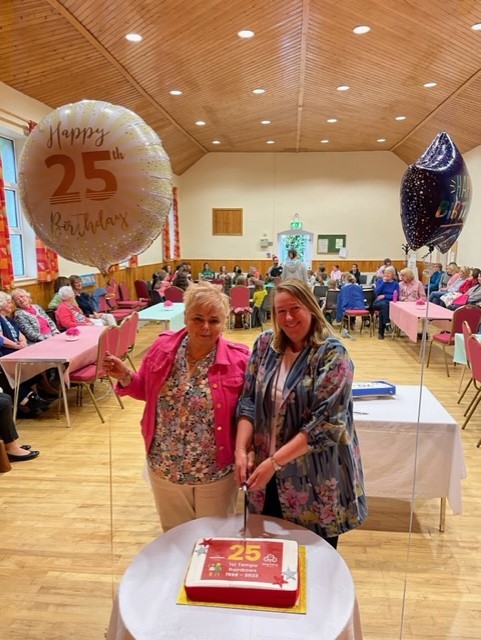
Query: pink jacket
116 329 250 468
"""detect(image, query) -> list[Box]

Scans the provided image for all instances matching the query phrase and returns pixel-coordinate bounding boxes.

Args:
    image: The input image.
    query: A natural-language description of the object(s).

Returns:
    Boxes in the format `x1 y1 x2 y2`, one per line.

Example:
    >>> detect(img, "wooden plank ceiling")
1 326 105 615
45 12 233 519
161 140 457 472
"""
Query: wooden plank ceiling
2 0 481 174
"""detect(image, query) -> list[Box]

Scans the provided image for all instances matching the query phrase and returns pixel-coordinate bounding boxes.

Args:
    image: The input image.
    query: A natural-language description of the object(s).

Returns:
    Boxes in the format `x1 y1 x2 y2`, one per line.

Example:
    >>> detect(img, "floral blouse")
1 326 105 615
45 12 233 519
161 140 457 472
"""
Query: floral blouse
238 331 367 538
148 337 233 484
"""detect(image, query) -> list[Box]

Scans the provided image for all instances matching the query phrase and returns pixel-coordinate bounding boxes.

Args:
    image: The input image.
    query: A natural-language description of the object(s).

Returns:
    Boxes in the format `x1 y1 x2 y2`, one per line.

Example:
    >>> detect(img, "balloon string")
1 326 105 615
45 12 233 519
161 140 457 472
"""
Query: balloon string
398 250 434 639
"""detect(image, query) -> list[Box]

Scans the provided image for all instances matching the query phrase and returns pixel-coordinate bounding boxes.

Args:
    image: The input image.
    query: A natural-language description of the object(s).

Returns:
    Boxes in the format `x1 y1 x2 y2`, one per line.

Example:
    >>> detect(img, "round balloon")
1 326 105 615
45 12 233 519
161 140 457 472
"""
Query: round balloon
18 100 173 273
400 131 471 253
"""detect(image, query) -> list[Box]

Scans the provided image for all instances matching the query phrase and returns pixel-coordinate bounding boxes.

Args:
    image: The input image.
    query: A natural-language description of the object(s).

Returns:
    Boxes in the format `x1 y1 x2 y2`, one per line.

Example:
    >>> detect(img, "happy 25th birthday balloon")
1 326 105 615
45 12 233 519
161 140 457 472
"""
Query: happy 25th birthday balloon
18 100 173 273
400 131 471 254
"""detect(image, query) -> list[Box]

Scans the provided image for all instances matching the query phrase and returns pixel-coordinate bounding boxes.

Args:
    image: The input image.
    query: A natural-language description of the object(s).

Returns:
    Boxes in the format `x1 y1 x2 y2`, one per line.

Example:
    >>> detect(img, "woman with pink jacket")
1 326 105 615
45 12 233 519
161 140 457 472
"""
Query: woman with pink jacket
103 282 250 532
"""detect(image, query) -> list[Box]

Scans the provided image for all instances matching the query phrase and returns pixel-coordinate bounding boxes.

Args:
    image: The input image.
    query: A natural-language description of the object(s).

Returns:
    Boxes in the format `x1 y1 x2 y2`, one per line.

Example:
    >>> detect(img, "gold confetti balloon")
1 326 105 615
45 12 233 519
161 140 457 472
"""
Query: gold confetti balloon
18 100 173 273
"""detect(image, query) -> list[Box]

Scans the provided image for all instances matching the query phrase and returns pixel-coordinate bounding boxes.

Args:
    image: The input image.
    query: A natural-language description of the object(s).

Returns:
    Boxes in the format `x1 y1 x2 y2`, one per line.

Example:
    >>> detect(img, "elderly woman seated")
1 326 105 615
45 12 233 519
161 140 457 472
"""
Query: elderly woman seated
69 275 116 326
11 288 60 343
398 268 426 301
55 286 107 330
0 392 40 461
336 273 366 336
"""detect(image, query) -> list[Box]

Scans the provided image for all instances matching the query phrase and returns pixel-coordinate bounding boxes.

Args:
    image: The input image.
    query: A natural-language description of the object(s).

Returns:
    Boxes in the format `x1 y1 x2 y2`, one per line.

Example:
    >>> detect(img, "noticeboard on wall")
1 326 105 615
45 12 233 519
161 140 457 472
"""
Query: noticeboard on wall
317 234 346 255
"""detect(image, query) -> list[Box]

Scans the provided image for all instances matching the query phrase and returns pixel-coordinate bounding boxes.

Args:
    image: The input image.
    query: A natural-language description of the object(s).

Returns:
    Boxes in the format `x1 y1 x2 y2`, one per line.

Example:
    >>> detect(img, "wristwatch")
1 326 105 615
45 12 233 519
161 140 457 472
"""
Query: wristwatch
270 455 282 472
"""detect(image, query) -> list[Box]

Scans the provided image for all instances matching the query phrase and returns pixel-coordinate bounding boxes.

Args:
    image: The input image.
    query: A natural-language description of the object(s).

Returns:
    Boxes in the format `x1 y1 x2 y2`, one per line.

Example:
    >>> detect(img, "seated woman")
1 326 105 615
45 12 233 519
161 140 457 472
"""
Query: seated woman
306 269 317 288
448 270 481 310
172 265 192 291
335 273 366 334
0 392 40 461
199 262 215 281
69 276 116 326
47 276 70 311
55 286 106 330
424 263 445 293
432 265 468 306
349 263 362 284
0 294 52 418
11 288 60 343
216 265 232 294
372 266 399 339
398 268 426 302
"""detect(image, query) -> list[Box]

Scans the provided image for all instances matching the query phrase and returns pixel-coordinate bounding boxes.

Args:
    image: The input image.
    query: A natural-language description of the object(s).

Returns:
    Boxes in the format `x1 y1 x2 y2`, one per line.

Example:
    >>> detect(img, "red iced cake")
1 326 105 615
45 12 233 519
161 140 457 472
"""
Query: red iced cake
184 537 299 607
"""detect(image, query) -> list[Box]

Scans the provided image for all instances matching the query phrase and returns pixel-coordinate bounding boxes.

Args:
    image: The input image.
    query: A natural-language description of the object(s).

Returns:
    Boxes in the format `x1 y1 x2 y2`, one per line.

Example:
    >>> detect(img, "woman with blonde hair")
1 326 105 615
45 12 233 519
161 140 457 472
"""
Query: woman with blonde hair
103 282 250 532
398 268 426 302
235 280 367 549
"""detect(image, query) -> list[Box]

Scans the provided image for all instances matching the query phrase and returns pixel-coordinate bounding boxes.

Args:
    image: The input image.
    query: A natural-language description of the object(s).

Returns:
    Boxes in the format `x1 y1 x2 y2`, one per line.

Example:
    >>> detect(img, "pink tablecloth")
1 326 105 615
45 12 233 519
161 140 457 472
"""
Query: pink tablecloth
0 325 104 386
389 301 453 342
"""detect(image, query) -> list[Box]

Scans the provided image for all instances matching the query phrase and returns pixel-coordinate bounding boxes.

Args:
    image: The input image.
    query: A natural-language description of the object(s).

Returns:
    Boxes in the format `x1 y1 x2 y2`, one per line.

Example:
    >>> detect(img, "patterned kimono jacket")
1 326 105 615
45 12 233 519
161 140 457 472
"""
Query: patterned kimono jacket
238 331 367 538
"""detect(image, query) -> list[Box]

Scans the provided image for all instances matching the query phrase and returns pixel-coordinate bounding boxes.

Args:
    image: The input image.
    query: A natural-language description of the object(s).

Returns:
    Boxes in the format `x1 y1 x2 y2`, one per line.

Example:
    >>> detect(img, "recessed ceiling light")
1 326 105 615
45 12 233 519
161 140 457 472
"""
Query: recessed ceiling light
266 140 275 144
395 115 406 121
337 85 350 91
195 120 206 126
471 22 481 31
212 140 221 144
320 139 329 144
238 29 255 38
261 120 271 125
125 33 143 42
327 118 337 123
377 138 386 143
353 25 371 35
169 89 183 96
253 88 265 94
423 82 437 88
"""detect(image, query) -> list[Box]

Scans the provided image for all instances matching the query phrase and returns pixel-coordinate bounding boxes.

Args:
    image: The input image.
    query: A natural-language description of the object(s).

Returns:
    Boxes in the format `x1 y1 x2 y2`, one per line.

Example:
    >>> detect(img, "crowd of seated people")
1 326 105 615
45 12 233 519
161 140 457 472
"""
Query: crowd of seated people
0 291 55 419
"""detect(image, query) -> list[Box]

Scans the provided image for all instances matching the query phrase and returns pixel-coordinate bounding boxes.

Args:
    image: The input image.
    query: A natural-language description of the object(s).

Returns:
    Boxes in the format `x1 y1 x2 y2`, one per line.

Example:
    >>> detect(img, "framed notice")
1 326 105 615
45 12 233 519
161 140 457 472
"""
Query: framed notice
317 234 346 255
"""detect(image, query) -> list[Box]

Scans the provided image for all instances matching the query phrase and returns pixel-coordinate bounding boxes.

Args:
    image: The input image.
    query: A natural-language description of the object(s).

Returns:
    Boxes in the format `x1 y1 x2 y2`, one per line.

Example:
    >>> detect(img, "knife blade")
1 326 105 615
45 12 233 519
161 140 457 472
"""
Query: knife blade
241 482 248 539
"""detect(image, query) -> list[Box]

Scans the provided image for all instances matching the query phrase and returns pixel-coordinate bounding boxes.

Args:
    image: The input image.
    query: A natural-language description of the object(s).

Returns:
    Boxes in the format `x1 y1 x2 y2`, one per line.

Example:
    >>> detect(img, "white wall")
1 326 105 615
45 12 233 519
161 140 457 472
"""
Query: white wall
178 151 408 261
460 147 481 267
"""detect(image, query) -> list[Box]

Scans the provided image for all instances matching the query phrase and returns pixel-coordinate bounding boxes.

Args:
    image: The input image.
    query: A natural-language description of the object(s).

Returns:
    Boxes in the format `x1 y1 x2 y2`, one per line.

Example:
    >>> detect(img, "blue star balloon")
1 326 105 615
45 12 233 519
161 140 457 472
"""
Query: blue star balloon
400 131 472 253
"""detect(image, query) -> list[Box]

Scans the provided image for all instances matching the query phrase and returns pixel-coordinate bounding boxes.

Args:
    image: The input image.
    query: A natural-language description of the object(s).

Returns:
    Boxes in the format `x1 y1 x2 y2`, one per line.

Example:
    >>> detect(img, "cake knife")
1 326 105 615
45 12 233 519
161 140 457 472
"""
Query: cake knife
241 482 248 539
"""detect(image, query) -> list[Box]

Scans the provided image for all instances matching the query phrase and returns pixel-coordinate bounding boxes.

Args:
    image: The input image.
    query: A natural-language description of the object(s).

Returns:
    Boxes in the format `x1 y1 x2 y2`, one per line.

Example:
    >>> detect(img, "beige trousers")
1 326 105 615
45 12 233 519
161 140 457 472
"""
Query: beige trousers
147 467 238 532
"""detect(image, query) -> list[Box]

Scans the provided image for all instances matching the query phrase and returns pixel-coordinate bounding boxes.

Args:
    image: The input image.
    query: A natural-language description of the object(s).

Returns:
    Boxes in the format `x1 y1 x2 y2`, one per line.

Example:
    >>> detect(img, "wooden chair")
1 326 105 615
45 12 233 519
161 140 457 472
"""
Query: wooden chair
68 326 124 424
164 286 185 303
427 305 481 377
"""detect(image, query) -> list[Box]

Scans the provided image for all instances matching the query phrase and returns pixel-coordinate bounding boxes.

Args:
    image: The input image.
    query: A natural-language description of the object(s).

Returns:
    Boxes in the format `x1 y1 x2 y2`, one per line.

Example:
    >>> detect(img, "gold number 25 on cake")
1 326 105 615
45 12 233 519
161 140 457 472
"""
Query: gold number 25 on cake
228 544 261 561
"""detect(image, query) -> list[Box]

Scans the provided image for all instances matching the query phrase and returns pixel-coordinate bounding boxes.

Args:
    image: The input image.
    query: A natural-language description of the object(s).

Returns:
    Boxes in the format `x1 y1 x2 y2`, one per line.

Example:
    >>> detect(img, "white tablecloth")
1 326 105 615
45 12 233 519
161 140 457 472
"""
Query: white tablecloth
453 332 481 365
106 515 363 640
138 303 185 331
354 385 466 513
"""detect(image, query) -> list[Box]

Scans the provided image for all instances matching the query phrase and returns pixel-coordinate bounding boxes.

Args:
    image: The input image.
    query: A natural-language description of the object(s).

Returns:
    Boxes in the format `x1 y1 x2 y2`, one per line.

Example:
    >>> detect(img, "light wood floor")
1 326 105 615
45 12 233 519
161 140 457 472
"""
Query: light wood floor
1 321 480 640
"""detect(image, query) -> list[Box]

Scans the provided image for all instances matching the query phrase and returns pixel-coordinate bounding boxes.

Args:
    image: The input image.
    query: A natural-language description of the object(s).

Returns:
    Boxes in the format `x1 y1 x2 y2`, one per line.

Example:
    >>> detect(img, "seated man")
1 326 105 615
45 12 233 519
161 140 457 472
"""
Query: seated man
372 267 399 340
266 256 283 282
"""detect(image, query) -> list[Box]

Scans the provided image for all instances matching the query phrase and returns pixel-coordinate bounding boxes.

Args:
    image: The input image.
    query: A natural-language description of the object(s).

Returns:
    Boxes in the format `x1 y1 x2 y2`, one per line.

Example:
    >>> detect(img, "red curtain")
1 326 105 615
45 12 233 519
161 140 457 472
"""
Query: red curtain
172 186 180 259
36 238 59 282
162 216 171 261
0 157 14 290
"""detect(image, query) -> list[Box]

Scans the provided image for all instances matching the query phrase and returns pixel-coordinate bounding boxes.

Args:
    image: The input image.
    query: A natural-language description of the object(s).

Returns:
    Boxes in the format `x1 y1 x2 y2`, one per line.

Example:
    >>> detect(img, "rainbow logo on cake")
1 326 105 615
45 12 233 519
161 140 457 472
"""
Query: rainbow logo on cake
184 537 300 607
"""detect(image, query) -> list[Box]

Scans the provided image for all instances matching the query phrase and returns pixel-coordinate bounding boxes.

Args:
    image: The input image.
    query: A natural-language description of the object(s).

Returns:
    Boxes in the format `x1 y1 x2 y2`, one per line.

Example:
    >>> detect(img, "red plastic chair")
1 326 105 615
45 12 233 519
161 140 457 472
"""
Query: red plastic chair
427 305 481 376
229 286 252 329
164 286 184 303
118 282 148 309
461 335 481 441
97 293 131 322
69 326 124 423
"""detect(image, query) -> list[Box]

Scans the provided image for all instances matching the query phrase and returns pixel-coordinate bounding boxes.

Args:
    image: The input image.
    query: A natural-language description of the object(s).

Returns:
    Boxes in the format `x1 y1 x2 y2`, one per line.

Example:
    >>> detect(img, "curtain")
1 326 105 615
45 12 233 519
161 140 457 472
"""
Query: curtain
162 216 171 261
36 238 59 282
172 186 180 259
0 157 14 290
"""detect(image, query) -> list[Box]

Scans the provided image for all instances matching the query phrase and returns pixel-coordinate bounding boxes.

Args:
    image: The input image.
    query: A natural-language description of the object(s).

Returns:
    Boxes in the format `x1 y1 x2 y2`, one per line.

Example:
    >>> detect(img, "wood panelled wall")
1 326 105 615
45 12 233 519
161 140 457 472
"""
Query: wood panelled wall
17 259 421 311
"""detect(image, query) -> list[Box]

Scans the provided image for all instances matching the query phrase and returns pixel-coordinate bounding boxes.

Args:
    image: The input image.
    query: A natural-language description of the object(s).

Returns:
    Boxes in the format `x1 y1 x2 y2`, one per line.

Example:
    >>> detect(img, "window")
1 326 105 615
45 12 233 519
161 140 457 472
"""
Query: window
0 133 35 278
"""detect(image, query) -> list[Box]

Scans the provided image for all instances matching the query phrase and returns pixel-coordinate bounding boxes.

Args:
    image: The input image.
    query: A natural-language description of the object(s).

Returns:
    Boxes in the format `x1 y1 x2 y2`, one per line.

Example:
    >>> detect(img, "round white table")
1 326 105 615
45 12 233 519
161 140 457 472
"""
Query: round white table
106 515 363 640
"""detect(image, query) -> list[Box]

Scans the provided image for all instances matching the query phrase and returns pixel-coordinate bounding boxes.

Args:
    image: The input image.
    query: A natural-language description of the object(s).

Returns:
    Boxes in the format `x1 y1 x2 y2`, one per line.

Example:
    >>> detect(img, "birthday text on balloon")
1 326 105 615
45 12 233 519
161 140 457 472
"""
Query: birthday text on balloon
50 210 129 237
47 123 109 149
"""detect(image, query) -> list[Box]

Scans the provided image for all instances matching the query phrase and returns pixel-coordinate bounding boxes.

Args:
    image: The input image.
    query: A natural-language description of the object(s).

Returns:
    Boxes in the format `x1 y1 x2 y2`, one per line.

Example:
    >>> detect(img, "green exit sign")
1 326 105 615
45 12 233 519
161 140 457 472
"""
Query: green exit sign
290 221 302 229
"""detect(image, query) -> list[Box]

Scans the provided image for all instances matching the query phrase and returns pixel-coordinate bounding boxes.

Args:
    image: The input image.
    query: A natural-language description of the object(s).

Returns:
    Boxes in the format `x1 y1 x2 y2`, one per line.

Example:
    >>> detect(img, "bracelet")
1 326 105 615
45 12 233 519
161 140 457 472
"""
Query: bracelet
270 455 283 472
119 371 133 387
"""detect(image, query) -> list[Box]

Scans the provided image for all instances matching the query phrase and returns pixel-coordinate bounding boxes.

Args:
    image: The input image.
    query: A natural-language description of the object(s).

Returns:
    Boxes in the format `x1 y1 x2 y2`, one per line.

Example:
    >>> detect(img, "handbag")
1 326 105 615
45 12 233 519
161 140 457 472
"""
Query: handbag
452 293 469 306
0 440 12 473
